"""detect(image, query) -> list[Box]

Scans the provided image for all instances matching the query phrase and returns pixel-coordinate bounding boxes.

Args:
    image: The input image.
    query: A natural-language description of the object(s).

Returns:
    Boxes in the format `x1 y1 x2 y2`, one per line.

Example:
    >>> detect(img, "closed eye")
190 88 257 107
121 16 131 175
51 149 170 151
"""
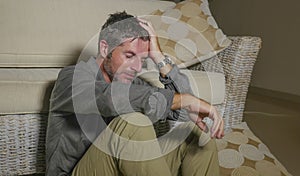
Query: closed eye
125 54 134 59
125 51 135 59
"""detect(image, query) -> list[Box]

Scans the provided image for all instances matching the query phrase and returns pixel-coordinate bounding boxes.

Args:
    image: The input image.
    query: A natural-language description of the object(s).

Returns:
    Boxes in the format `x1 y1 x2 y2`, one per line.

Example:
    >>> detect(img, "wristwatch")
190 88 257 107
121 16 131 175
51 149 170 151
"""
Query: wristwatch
157 55 172 69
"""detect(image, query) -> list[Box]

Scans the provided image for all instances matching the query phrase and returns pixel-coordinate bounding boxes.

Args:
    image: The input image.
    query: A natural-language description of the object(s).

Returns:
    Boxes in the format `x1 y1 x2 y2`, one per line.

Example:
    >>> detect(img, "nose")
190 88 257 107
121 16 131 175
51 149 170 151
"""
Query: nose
130 57 142 73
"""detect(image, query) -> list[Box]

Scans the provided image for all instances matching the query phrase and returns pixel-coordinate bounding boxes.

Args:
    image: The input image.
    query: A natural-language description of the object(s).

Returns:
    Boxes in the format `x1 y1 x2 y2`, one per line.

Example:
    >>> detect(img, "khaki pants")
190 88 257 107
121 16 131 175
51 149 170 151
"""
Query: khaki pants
72 113 219 176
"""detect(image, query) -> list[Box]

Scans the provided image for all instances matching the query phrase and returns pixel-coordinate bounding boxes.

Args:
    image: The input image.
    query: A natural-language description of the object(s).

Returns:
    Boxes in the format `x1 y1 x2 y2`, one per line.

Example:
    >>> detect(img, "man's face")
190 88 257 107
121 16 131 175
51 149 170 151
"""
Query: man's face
103 38 149 84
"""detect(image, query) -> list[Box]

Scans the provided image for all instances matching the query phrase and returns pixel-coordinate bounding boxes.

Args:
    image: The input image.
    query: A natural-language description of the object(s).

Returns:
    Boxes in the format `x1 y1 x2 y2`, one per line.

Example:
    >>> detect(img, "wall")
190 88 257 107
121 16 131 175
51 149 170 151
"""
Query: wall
210 0 300 96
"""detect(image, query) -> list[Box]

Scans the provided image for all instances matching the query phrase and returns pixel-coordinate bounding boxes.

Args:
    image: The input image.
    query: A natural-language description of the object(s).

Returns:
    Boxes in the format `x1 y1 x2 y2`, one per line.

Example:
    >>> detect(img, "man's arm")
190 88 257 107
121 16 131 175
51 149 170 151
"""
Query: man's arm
171 93 224 139
139 19 224 138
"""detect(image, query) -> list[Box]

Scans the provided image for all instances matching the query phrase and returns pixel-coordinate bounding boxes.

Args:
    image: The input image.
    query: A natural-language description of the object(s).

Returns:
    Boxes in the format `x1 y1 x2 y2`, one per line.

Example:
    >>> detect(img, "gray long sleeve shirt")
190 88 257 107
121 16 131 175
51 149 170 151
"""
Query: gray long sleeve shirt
46 57 192 176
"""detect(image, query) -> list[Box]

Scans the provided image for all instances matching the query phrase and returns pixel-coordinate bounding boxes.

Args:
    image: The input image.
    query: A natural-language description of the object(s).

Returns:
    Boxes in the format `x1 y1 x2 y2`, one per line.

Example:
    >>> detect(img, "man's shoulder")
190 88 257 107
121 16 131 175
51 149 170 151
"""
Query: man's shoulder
57 60 93 80
56 65 76 81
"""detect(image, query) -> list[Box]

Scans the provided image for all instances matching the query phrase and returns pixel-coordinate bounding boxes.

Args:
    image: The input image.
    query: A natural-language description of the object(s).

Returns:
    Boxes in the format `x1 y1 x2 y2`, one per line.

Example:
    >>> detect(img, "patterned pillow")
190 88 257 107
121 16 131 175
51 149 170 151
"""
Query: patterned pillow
217 122 292 176
145 0 231 68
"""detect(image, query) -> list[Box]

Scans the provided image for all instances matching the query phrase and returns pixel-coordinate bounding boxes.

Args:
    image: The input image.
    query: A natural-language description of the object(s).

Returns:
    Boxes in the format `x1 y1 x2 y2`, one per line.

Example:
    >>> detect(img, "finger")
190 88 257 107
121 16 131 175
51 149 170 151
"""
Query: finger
137 18 151 29
137 18 154 28
189 113 206 131
197 121 207 132
137 18 156 34
217 119 225 138
211 117 221 138
197 121 209 133
137 18 148 23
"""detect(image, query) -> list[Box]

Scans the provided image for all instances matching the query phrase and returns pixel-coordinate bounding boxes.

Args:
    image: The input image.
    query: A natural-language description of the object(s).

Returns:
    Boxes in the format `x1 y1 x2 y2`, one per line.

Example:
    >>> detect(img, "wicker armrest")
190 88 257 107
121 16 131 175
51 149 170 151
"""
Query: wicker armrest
189 36 262 128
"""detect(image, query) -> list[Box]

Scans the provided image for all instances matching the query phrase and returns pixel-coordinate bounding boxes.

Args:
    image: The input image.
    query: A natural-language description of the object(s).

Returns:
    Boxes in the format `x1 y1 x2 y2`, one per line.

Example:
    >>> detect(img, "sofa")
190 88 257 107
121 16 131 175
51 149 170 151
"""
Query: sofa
0 0 292 175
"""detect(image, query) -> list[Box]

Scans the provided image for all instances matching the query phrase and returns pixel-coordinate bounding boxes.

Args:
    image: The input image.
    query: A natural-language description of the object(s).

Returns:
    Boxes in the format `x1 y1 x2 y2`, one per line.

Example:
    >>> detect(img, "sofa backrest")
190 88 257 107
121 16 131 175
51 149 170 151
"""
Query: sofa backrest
0 0 175 67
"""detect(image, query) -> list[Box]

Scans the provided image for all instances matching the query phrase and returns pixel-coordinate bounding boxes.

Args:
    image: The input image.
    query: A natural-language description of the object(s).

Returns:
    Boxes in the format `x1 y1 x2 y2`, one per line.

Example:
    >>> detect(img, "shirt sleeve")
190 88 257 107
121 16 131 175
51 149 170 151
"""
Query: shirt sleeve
159 64 193 94
159 64 194 122
94 81 175 122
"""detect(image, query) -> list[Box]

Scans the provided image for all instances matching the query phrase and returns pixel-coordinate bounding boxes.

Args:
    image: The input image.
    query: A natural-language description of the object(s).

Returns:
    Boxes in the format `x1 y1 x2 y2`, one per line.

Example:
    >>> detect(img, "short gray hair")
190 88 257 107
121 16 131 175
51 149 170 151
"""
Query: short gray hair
98 11 150 57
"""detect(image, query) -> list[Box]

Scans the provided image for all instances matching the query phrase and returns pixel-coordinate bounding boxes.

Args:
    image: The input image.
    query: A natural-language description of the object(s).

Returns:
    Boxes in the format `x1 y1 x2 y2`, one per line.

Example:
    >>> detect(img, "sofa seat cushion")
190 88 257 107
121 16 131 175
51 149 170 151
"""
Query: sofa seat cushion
0 0 175 67
0 69 60 114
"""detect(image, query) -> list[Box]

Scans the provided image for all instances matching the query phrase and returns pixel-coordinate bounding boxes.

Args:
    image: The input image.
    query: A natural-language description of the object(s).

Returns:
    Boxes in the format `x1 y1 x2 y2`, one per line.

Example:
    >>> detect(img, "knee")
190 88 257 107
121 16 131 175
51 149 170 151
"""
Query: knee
102 113 162 161
119 112 153 127
109 112 157 141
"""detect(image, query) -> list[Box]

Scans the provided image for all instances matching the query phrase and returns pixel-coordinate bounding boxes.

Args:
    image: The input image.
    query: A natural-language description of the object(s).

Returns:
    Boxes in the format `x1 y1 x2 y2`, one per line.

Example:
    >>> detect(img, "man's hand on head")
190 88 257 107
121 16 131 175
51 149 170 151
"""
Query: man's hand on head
138 18 161 60
138 18 173 77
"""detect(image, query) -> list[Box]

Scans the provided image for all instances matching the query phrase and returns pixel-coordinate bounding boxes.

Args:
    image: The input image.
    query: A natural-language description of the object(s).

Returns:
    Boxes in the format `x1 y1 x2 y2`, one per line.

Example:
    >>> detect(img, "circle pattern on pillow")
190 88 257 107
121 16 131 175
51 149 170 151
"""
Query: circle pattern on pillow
217 123 292 176
167 22 189 41
231 166 259 176
147 0 231 68
223 131 249 145
218 149 244 169
239 144 264 161
175 39 197 62
243 129 262 143
216 138 228 151
258 143 275 159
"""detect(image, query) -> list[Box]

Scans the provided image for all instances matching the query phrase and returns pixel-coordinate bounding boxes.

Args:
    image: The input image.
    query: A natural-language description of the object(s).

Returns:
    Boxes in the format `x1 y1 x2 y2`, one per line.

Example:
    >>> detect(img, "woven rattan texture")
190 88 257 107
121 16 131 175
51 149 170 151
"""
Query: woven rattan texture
189 36 262 128
0 36 261 175
0 114 47 175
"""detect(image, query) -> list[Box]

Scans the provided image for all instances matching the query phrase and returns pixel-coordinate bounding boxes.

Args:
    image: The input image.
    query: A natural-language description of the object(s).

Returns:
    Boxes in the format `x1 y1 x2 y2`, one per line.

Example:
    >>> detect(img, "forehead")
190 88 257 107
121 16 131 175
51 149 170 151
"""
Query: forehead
118 38 149 54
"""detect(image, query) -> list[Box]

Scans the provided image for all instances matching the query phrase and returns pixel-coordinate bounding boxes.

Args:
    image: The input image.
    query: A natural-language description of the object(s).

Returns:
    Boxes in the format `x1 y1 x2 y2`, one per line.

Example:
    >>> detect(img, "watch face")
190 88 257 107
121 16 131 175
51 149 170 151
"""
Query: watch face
157 55 172 69
164 56 172 64
157 62 165 69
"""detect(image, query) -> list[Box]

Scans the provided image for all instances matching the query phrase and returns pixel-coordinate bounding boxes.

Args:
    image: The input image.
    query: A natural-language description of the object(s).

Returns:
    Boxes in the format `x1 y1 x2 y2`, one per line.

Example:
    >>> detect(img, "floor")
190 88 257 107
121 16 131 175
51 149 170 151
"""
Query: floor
244 89 300 176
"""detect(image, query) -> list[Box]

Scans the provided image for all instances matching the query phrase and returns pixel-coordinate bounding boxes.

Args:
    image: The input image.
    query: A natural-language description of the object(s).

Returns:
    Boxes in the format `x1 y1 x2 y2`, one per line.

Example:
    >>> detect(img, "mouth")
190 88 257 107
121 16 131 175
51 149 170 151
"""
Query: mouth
117 72 137 82
124 72 136 79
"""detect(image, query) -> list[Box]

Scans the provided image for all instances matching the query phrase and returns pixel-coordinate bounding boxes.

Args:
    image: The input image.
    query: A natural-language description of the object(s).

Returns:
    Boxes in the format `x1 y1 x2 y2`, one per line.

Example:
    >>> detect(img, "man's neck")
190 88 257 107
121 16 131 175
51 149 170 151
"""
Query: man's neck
96 57 112 83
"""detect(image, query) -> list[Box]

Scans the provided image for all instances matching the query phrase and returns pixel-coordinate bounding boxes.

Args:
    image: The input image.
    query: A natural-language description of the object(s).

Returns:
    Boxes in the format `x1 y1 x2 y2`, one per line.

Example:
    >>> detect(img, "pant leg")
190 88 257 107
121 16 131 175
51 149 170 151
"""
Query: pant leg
71 144 119 176
162 122 220 176
72 112 172 176
181 124 220 176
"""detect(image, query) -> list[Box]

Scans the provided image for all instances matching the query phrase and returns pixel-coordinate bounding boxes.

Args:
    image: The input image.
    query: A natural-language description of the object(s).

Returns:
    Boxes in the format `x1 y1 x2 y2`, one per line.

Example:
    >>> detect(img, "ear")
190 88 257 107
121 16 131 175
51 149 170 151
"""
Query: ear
99 40 109 58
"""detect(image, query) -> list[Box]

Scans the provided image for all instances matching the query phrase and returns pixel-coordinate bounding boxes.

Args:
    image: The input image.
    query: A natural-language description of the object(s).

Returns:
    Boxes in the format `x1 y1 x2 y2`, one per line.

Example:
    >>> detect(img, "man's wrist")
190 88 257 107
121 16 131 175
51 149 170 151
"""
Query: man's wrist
153 54 173 77
157 55 172 69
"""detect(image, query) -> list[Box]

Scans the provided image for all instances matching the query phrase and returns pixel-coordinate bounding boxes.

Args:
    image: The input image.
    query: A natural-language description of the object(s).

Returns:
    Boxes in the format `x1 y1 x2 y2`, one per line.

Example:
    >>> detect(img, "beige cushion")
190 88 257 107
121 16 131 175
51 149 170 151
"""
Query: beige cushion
0 69 60 114
146 0 232 68
138 69 225 105
0 0 175 67
181 69 225 104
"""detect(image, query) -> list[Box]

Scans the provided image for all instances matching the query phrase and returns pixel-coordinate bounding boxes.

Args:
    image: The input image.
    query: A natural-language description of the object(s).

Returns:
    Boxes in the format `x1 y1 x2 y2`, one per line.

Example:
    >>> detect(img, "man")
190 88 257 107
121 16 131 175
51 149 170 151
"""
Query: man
46 11 224 176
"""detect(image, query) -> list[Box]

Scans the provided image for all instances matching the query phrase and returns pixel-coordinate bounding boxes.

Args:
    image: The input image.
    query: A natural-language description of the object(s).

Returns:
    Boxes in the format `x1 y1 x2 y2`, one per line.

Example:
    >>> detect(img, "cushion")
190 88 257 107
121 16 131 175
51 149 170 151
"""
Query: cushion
138 69 225 105
146 0 232 68
217 122 292 176
0 69 60 114
0 0 175 67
